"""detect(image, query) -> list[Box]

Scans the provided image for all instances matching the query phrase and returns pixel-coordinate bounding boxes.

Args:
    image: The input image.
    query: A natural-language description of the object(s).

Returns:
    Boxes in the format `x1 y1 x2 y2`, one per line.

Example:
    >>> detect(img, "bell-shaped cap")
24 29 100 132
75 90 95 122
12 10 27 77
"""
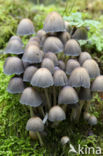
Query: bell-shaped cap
26 40 40 48
26 117 44 132
44 52 58 66
48 106 66 122
58 60 65 71
68 67 90 88
82 59 100 79
20 87 42 107
41 58 54 74
91 75 103 92
79 52 92 65
83 112 91 121
64 39 81 56
88 115 97 126
58 86 78 104
37 29 46 40
66 59 80 75
72 27 88 40
64 21 72 33
61 136 70 145
43 37 63 54
7 77 24 94
4 56 24 75
23 66 37 82
17 18 35 36
54 69 68 86
58 32 71 44
31 68 54 88
43 11 65 33
22 45 43 63
29 36 40 43
79 87 92 100
4 39 24 55
9 35 23 46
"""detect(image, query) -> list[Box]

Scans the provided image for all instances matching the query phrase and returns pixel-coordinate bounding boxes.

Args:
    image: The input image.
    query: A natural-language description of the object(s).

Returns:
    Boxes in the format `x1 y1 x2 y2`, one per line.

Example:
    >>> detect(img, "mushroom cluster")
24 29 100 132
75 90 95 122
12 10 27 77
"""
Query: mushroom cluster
3 12 102 145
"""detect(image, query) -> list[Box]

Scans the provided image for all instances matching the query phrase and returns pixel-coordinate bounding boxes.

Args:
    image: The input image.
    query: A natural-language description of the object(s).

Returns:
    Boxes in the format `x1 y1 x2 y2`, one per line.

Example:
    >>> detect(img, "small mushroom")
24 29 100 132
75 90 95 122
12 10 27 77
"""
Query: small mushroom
17 18 35 36
68 67 90 88
58 60 65 71
43 12 65 33
61 136 70 145
66 59 80 75
43 37 63 54
41 58 55 74
9 35 23 46
88 115 97 126
48 106 66 122
23 66 37 82
82 59 100 79
7 77 24 94
44 52 58 66
58 32 71 44
22 45 43 63
64 39 81 56
83 112 91 121
79 52 92 65
4 56 24 75
91 75 103 92
64 21 72 33
72 27 88 40
37 29 46 40
26 117 44 146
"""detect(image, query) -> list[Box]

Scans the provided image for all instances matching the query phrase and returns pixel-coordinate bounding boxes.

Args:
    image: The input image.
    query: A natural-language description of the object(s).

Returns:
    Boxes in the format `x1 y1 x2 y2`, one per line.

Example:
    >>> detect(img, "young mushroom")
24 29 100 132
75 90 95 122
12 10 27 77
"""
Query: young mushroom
66 59 80 75
9 35 23 46
17 18 35 36
44 52 58 66
83 112 91 121
41 58 55 74
23 66 37 82
88 115 97 126
26 117 44 146
72 27 88 40
3 56 24 75
37 29 46 40
58 60 65 71
43 11 65 33
58 32 71 45
79 52 92 65
61 136 70 145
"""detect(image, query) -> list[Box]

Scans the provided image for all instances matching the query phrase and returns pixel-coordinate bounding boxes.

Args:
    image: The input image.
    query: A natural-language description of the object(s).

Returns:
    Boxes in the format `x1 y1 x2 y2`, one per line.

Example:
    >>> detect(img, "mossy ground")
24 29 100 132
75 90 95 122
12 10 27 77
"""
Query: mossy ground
0 0 103 155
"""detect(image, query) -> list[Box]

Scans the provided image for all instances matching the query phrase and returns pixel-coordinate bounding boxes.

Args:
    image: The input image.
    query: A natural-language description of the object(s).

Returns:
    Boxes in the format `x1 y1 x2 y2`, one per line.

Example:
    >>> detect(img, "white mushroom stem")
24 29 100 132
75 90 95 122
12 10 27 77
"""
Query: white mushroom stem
53 86 56 105
44 88 51 109
36 132 44 146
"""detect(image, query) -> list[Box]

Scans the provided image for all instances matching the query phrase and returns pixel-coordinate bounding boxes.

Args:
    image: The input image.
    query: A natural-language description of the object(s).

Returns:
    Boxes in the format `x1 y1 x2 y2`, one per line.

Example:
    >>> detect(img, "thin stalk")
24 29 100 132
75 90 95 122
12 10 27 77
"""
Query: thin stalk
38 106 45 117
70 107 77 121
29 106 34 117
44 88 51 109
76 101 85 121
36 132 44 146
53 86 56 105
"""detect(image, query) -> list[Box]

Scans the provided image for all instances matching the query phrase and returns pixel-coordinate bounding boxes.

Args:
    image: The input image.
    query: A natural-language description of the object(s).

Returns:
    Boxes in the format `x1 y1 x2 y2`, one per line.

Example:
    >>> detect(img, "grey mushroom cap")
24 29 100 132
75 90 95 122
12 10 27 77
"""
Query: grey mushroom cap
58 32 71 44
37 29 46 40
79 52 92 65
64 39 81 56
23 61 31 69
88 115 97 126
29 36 40 43
58 86 78 104
61 136 70 145
82 59 100 79
43 11 65 33
4 56 24 75
79 87 92 100
31 68 54 88
72 27 88 40
26 40 40 48
20 87 42 107
43 37 63 54
17 18 35 36
68 67 90 88
48 106 66 122
91 75 103 92
44 52 58 66
9 36 23 46
54 69 68 86
64 21 72 33
26 117 44 132
58 60 65 71
66 59 80 75
41 58 55 74
4 39 24 55
83 112 91 121
23 66 37 82
22 45 43 63
7 77 24 94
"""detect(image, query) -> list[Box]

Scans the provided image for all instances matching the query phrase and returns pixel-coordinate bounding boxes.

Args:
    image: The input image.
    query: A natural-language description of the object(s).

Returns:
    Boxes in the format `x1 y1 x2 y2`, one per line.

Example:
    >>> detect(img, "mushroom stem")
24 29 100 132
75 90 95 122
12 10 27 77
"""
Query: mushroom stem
44 88 51 109
53 86 56 105
29 106 35 117
36 132 44 146
70 107 77 121
76 101 85 121
84 101 90 112
38 106 45 117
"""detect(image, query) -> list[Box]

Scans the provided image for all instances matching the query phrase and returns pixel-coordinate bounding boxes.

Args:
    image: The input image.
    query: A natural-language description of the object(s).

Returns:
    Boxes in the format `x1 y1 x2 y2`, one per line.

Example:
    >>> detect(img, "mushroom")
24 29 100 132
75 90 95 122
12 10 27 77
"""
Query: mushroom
44 52 58 66
37 29 46 40
4 56 24 75
9 35 23 46
68 67 90 88
88 115 97 126
64 21 72 33
79 52 92 65
4 39 24 55
83 112 91 121
66 59 80 75
23 66 37 82
7 77 24 94
29 36 40 43
58 60 65 71
17 18 35 36
31 68 54 109
61 136 70 145
48 106 66 122
64 39 81 56
72 27 88 40
26 40 40 49
26 117 44 146
58 32 71 44
43 37 63 54
82 59 100 79
22 45 43 63
41 58 55 74
43 12 65 33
